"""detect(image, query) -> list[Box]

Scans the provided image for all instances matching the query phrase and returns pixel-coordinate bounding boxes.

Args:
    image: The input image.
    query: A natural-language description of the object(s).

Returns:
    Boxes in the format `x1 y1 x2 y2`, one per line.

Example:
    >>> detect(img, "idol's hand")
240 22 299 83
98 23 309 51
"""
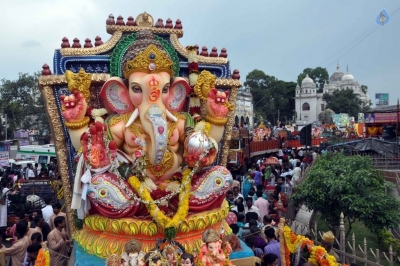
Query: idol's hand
60 90 87 122
80 122 117 169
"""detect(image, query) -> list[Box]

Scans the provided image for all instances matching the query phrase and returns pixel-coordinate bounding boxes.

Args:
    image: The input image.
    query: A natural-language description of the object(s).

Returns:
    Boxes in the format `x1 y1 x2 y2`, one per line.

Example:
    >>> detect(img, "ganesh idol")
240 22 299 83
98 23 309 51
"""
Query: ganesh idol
61 31 233 252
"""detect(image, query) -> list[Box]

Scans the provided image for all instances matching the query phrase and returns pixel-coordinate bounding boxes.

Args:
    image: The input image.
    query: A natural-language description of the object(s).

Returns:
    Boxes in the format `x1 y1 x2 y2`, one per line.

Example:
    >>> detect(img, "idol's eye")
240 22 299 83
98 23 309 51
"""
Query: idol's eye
162 84 170 93
131 85 142 93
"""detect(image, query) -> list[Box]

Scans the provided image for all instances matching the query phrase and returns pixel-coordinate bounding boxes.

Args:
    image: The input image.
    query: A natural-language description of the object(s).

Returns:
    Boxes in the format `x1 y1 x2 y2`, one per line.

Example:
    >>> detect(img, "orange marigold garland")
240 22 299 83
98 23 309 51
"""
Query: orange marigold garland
282 225 339 266
35 242 50 266
284 242 291 266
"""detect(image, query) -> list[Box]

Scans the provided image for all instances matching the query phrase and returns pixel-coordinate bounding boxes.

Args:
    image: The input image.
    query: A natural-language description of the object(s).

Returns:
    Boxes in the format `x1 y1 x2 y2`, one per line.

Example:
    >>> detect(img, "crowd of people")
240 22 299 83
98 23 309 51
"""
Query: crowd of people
0 161 58 185
224 146 321 266
0 160 60 229
0 197 71 266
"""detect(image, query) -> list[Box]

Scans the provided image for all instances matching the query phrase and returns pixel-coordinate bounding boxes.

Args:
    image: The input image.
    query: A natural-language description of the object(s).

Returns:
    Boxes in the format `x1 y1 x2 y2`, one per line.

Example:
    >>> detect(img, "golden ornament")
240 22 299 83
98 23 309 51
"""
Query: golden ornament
205 114 228 126
65 68 92 101
64 116 90 130
124 44 174 78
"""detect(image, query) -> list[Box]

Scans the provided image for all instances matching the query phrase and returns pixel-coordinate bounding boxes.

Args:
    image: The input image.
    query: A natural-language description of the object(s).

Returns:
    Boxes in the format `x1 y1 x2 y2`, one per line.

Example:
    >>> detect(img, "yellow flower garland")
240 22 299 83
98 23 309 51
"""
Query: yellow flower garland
283 226 308 253
128 168 192 229
35 247 50 266
282 225 339 266
44 249 50 266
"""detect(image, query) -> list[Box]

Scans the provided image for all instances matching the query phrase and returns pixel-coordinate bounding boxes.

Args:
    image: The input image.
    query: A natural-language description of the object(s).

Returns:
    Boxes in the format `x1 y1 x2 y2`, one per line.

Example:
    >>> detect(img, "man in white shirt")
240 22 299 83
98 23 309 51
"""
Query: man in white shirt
254 191 269 221
298 149 304 158
277 149 284 158
292 161 302 184
27 164 35 181
232 180 244 201
312 151 318 162
244 197 260 221
41 198 53 224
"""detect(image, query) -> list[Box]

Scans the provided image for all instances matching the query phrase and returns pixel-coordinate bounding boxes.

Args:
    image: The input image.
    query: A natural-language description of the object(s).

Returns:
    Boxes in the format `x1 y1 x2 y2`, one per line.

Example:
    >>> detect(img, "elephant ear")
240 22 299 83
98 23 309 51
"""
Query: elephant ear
167 78 191 112
100 77 134 114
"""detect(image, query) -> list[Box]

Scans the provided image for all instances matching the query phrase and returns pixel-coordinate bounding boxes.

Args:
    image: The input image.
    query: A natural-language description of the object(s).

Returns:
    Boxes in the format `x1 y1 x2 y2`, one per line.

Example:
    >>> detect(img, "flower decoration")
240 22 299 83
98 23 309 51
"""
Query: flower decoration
281 225 339 266
35 243 50 266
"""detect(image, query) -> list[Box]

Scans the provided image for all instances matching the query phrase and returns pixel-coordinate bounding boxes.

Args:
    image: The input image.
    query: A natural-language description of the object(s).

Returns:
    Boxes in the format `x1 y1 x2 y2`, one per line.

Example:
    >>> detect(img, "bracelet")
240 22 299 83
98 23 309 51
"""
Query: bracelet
64 116 90 130
205 114 228 126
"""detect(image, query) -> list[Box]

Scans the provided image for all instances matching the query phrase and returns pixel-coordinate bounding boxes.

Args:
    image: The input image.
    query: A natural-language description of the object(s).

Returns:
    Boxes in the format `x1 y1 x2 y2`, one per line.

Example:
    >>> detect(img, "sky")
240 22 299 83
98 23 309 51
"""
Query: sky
0 0 399 106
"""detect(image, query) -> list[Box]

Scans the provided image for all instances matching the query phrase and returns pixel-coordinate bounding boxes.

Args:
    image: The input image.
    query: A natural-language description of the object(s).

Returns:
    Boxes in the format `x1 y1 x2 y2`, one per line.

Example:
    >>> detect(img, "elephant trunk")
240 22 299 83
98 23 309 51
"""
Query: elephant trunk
139 104 168 166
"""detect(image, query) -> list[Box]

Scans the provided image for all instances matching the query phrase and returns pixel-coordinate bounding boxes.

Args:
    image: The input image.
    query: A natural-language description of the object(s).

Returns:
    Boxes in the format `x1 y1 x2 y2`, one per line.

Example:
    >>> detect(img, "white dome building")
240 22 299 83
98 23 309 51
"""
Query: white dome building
234 85 254 128
295 63 370 125
295 74 323 124
301 74 315 86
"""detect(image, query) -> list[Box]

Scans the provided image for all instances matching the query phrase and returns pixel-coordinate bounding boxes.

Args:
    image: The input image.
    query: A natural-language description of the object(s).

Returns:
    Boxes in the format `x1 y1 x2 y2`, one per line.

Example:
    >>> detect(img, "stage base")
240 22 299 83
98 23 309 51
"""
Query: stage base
73 244 105 266
73 239 258 265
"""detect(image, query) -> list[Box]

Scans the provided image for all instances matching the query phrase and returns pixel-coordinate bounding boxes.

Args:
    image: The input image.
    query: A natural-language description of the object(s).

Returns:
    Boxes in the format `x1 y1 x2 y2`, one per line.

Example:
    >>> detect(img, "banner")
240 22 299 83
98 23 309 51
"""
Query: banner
358 113 365 123
264 157 279 165
375 93 389 106
332 113 349 127
365 112 400 123
0 151 9 167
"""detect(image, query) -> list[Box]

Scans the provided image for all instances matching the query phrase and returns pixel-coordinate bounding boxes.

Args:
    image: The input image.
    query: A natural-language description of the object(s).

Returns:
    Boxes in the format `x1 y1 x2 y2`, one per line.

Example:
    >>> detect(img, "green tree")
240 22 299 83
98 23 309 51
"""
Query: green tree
244 70 296 125
323 88 370 118
0 72 50 141
361 85 368 94
292 152 400 238
297 67 329 92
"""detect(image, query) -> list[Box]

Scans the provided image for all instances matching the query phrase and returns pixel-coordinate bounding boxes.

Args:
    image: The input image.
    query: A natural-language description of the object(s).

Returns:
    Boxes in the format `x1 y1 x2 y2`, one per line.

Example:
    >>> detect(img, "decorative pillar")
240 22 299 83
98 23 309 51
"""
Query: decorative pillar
40 85 76 235
220 85 239 166
339 212 345 263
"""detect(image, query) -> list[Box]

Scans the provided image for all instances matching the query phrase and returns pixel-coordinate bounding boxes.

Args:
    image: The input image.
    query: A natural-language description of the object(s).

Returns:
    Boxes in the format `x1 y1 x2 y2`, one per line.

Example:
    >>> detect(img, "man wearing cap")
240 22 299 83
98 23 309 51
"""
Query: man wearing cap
321 231 340 262
232 180 243 201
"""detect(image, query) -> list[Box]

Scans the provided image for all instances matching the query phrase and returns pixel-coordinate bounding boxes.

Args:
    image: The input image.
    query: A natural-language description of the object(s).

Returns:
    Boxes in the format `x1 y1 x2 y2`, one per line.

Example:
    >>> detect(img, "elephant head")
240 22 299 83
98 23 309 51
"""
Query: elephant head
100 34 191 166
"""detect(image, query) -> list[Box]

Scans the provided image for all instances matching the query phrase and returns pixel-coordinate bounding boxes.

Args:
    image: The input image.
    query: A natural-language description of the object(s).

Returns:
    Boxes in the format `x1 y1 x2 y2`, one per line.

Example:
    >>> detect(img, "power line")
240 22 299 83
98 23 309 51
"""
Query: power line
325 26 379 69
318 6 400 68
318 25 378 67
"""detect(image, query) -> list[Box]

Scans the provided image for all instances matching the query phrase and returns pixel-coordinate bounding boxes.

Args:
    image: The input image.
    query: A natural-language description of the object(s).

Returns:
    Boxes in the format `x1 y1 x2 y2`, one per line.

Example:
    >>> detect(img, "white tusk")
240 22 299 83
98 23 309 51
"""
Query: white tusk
166 109 178 122
125 108 139 127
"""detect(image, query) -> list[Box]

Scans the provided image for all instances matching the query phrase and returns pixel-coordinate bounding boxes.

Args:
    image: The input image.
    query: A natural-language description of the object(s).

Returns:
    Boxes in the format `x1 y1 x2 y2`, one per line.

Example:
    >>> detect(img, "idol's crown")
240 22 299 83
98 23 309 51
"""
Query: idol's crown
124 44 174 78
